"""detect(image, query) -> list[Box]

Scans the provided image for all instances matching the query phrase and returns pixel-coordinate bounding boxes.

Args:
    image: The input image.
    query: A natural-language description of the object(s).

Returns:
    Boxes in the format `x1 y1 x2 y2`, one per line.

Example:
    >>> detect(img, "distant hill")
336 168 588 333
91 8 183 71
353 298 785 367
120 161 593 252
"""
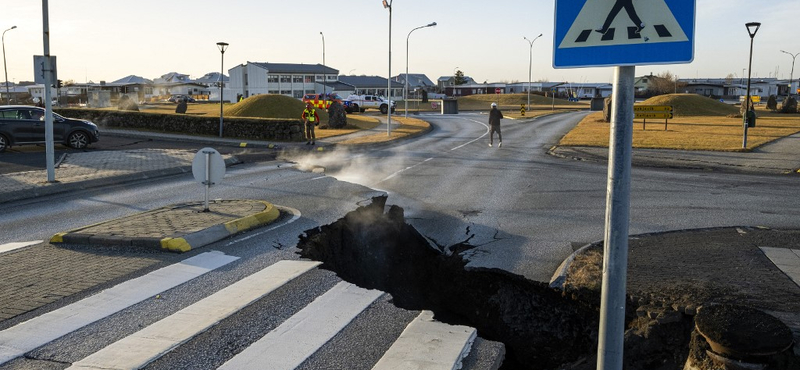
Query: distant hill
224 94 305 119
641 94 738 117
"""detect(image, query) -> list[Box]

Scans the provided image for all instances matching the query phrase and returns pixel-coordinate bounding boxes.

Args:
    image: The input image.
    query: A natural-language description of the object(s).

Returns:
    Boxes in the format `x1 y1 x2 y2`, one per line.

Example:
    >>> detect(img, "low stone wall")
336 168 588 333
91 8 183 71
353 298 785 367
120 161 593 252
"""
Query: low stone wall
55 108 305 142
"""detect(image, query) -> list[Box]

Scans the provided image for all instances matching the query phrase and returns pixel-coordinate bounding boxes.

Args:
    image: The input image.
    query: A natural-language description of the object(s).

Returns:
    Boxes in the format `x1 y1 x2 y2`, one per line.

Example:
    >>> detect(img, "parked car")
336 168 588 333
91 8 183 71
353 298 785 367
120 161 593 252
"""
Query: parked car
0 105 100 152
168 95 195 103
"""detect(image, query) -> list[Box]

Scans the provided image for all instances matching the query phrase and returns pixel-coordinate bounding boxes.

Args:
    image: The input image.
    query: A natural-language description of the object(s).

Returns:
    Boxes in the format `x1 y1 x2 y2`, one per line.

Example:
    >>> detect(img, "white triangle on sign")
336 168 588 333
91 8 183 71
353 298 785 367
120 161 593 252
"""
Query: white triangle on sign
559 0 688 49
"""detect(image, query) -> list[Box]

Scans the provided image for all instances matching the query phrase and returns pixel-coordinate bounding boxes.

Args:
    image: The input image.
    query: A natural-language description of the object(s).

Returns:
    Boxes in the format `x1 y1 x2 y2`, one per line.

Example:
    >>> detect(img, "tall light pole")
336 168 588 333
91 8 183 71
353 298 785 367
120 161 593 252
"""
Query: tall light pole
743 22 760 149
320 32 326 99
523 33 543 111
382 0 393 136
780 50 798 96
2 25 16 105
216 42 228 138
405 22 436 118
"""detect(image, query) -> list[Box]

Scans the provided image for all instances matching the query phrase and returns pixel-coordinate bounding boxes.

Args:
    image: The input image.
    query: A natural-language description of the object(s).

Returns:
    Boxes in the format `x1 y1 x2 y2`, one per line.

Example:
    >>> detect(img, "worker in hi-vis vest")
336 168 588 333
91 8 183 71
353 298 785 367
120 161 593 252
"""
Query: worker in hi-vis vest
302 102 320 145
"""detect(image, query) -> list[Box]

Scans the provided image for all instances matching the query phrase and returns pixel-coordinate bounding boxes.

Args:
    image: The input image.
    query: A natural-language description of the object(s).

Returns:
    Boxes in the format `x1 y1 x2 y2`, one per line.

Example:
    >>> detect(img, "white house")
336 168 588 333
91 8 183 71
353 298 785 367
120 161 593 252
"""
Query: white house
228 62 338 100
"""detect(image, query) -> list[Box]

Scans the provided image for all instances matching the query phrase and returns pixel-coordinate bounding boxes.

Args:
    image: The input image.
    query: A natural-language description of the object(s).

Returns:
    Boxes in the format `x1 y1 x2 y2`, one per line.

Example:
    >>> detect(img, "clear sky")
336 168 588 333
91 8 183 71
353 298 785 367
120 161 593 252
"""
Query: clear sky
2 0 799 86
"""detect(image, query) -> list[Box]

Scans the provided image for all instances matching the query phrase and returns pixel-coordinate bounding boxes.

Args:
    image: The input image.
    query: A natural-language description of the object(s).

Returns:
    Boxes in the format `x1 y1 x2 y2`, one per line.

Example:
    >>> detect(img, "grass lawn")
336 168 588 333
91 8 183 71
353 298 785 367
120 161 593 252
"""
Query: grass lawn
334 116 430 145
560 106 800 151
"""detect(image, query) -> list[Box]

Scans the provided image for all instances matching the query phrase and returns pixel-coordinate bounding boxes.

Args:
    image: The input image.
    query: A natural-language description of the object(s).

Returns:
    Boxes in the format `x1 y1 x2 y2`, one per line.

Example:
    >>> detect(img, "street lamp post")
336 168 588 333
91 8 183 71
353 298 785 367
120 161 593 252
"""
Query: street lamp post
216 42 228 138
320 32 326 99
2 25 17 105
743 22 760 149
780 50 799 97
405 22 436 118
523 33 543 111
382 0 392 136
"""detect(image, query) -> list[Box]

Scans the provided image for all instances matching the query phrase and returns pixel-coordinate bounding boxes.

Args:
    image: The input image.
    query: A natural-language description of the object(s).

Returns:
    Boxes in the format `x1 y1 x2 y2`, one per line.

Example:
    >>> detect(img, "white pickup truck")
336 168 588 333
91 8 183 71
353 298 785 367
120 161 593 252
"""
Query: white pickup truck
346 95 396 114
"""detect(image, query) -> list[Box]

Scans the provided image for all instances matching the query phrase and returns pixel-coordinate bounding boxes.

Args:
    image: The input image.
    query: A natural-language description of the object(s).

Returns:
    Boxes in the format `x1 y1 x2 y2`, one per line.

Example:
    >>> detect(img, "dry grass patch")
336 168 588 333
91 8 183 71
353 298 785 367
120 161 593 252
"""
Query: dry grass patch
457 93 586 111
336 117 430 145
560 108 800 151
315 116 381 139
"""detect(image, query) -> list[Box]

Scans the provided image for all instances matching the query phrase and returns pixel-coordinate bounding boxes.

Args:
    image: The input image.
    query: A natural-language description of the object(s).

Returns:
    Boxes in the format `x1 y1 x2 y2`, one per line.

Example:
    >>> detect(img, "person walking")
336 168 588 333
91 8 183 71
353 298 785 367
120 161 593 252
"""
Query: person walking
488 102 503 147
595 0 645 35
302 102 320 145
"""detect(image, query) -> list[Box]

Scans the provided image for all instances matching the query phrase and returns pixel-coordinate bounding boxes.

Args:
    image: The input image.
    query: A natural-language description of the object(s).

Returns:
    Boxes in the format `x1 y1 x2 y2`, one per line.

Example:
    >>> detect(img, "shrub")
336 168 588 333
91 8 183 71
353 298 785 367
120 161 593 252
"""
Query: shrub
780 96 797 114
766 95 778 111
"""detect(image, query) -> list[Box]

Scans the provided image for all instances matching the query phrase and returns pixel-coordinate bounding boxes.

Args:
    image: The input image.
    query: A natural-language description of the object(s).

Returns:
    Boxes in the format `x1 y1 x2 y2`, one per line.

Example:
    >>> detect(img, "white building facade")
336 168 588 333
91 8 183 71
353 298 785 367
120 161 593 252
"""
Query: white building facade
228 62 339 99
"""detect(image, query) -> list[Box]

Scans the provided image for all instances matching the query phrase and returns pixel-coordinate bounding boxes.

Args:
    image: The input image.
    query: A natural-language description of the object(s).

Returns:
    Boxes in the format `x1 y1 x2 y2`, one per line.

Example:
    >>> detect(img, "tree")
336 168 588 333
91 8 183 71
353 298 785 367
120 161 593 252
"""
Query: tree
647 71 686 95
454 70 466 85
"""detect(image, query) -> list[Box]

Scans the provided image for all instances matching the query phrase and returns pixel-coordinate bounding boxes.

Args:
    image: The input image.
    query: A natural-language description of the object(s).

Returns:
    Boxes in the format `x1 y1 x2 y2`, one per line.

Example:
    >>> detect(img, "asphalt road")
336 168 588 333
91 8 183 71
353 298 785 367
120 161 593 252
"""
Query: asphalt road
289 111 800 282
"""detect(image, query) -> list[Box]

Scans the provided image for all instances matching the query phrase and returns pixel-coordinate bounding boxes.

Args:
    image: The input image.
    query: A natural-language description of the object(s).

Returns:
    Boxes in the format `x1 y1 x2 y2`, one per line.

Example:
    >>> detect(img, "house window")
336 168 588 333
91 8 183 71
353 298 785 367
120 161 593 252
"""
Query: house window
327 75 336 81
280 75 291 83
293 91 303 98
268 90 279 94
293 76 303 83
316 75 324 81
268 75 279 83
280 90 291 95
305 76 314 83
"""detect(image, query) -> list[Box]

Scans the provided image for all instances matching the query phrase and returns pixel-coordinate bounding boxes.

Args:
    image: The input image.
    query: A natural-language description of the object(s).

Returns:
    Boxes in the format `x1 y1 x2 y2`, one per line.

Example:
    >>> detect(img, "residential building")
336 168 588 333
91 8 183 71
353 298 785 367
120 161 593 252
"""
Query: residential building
437 75 476 92
228 62 338 99
393 74 436 96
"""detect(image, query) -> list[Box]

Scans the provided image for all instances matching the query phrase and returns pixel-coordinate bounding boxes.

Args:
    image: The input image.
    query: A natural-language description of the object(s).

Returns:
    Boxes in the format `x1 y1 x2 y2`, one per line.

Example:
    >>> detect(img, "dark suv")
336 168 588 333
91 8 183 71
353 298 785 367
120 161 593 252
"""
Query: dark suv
0 105 100 152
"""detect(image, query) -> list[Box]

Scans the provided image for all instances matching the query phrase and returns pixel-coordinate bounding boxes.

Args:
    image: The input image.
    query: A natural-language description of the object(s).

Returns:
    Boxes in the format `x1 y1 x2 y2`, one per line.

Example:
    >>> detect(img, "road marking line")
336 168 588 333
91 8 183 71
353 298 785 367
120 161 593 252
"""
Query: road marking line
379 157 434 183
0 240 42 254
450 119 490 151
218 282 383 370
224 205 301 246
760 247 800 287
0 251 239 366
69 260 320 370
372 310 477 370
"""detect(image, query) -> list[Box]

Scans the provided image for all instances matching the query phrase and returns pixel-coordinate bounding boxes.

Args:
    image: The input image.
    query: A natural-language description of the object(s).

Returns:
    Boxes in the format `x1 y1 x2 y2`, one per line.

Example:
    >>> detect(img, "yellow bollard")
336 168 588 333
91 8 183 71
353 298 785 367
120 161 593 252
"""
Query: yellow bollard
520 104 526 117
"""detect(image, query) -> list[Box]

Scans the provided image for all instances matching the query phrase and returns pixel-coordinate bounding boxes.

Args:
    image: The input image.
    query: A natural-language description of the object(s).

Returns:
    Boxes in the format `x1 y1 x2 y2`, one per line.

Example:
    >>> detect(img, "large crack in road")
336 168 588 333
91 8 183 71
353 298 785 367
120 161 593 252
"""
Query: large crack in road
296 195 704 369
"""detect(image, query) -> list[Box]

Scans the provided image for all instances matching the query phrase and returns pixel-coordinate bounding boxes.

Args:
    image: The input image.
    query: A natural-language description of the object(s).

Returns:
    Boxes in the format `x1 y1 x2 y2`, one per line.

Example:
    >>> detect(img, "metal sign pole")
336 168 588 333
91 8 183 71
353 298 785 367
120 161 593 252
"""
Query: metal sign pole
41 0 55 182
597 65 635 370
204 151 210 212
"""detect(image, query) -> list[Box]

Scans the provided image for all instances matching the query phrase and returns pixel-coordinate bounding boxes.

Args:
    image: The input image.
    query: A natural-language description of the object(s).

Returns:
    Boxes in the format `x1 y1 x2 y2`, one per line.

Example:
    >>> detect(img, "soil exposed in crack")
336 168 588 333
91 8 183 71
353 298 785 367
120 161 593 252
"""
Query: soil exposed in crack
296 195 717 369
297 195 598 368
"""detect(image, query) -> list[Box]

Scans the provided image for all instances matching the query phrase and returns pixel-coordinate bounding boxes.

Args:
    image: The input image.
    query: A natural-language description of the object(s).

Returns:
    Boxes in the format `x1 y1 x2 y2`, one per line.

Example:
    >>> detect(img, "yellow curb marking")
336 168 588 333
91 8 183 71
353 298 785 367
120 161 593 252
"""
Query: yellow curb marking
224 201 280 234
160 237 192 253
50 233 66 243
239 143 248 147
268 144 275 149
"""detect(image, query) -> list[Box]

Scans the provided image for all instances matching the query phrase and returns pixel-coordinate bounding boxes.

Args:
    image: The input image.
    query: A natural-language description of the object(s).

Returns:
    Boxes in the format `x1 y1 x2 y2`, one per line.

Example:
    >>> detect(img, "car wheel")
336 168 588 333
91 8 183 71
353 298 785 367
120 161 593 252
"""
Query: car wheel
380 104 388 114
68 131 90 149
352 104 359 113
0 135 8 153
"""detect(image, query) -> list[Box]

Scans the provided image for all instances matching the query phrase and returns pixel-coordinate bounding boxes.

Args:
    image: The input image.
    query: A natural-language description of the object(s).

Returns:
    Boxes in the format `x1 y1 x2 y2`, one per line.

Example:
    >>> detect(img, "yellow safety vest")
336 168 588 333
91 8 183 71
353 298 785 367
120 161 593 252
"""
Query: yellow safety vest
304 108 316 122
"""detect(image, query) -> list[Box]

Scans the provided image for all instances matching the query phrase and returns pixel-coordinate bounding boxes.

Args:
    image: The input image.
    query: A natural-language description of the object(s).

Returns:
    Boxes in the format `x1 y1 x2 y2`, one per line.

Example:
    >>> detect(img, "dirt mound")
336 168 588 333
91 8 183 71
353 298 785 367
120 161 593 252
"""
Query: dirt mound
224 94 305 119
641 94 739 116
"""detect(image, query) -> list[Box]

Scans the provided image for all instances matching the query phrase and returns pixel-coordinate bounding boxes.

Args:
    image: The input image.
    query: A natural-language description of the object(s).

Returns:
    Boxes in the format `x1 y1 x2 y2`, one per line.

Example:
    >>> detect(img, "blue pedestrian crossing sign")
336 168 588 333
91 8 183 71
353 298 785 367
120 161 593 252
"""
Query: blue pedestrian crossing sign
554 0 695 68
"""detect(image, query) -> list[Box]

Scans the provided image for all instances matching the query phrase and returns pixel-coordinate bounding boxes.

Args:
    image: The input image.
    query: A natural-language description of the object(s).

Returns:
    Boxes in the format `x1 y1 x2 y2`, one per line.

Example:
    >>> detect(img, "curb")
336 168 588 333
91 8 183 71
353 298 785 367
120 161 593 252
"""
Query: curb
51 199 281 253
547 226 771 290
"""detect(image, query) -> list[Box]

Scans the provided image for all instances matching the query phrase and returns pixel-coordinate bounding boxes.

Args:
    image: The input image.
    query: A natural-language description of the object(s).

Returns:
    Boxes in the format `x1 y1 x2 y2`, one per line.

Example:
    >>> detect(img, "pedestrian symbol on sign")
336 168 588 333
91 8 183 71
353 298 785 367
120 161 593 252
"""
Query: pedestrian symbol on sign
553 0 695 68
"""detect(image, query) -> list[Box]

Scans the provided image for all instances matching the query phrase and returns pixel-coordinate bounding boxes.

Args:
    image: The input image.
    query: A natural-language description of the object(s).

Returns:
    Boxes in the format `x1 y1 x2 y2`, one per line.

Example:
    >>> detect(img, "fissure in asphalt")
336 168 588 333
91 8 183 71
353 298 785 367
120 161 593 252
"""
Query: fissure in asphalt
296 195 706 369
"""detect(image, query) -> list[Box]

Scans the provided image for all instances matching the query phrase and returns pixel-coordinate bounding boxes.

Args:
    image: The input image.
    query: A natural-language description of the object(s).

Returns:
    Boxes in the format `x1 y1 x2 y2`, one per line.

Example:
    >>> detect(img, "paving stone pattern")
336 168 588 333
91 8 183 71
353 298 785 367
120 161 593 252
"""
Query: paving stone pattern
0 244 170 322
73 200 268 239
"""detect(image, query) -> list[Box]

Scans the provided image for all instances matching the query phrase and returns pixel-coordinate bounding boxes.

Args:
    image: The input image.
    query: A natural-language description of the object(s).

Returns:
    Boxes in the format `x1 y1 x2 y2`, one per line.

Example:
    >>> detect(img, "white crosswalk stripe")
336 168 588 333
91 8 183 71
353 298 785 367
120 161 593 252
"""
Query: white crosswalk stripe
1 257 496 369
219 281 384 370
68 260 320 370
372 310 477 370
0 251 239 366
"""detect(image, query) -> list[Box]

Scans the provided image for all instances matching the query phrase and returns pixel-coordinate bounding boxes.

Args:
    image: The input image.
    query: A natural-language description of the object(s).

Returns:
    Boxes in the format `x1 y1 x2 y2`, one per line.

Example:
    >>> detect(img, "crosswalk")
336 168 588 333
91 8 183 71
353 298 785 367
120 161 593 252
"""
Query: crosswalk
0 252 504 369
572 24 675 44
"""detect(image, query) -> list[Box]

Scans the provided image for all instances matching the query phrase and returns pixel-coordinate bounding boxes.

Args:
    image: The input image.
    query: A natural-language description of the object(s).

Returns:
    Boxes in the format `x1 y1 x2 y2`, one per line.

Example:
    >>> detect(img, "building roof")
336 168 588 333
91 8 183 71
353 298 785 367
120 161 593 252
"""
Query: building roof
249 62 338 75
194 72 229 84
110 75 153 85
394 74 435 88
338 76 403 88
